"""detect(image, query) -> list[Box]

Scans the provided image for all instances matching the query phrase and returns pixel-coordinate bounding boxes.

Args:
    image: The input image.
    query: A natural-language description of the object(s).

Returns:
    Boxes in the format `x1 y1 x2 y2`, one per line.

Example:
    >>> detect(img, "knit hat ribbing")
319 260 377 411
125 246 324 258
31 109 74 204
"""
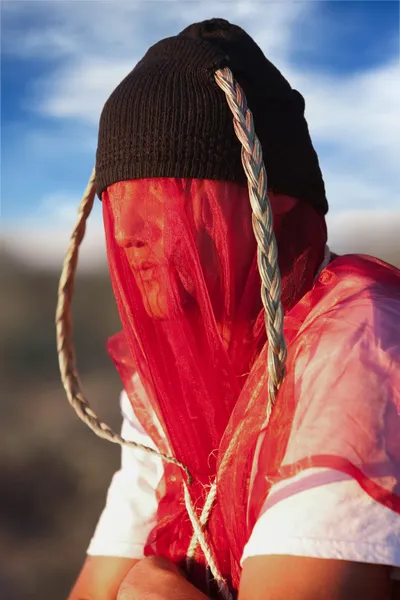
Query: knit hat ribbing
96 18 328 214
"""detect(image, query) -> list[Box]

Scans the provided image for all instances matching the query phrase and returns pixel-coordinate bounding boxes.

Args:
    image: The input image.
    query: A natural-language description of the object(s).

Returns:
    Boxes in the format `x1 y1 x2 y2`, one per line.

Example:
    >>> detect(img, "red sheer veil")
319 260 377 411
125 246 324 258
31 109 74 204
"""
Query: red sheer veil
102 178 327 581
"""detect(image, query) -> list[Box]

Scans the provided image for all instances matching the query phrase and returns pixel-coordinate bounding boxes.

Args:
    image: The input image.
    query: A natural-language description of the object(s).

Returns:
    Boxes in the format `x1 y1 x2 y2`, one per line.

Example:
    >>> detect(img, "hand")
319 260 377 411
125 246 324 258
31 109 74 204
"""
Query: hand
117 556 209 600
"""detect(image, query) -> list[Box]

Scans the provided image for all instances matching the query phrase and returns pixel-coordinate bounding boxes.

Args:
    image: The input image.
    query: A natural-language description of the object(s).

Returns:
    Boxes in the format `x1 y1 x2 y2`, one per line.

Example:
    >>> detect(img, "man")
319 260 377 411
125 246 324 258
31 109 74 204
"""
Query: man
68 19 400 600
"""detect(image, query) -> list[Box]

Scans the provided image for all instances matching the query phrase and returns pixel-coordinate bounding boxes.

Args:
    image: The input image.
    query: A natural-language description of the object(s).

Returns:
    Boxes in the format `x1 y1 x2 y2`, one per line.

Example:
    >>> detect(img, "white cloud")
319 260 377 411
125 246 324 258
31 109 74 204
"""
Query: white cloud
327 210 400 267
2 193 106 272
9 1 399 208
16 1 308 123
36 59 134 124
1 224 107 272
293 61 400 167
38 192 99 224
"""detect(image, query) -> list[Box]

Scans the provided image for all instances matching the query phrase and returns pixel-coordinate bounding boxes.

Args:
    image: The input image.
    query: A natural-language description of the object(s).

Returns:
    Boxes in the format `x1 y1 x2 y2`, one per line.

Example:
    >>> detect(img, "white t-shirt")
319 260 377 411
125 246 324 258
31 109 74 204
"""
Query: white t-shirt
88 384 400 582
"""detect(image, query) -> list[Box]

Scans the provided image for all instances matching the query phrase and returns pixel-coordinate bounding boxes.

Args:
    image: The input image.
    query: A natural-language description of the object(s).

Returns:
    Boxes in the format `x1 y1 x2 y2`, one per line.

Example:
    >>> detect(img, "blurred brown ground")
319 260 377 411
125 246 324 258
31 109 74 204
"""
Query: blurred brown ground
1 250 122 600
1 243 399 600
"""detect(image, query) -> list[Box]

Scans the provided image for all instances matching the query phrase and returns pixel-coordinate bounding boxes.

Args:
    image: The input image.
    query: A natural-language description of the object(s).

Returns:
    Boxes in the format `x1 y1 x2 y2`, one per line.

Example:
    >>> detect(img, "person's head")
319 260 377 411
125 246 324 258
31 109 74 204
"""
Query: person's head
96 18 328 323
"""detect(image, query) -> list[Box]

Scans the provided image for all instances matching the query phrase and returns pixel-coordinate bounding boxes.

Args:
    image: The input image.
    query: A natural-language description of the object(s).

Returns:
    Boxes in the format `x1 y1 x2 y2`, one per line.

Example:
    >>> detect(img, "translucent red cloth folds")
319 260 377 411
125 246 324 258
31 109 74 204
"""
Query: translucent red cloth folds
100 179 399 590
217 254 400 586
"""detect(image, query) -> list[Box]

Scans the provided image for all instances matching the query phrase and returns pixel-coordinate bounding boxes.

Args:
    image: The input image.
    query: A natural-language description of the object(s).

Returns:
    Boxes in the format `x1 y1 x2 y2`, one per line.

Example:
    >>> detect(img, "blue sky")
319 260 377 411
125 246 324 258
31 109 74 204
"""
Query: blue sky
1 1 399 268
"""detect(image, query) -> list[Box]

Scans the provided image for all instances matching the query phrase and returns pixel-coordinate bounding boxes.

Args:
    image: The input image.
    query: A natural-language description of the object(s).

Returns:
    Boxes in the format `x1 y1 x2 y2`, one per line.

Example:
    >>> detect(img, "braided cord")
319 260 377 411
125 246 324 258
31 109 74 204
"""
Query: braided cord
215 67 287 403
183 483 231 600
55 168 222 587
55 168 193 483
185 67 288 585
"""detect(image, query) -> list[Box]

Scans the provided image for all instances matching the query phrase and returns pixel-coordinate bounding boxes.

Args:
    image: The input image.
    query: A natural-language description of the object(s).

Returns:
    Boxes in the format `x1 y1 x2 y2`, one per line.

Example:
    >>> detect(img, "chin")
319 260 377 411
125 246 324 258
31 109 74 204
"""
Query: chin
142 288 169 320
144 304 169 320
139 275 200 320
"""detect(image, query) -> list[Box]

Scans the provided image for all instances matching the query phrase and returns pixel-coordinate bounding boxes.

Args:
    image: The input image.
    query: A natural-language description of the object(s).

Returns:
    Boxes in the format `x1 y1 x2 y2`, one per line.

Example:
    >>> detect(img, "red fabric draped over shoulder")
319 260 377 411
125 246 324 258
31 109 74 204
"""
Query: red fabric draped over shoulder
217 254 400 586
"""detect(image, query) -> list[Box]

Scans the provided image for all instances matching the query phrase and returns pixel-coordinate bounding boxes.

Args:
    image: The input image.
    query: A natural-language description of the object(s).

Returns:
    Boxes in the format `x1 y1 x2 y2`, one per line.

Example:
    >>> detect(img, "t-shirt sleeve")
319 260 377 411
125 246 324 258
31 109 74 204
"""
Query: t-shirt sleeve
87 390 163 558
242 467 400 582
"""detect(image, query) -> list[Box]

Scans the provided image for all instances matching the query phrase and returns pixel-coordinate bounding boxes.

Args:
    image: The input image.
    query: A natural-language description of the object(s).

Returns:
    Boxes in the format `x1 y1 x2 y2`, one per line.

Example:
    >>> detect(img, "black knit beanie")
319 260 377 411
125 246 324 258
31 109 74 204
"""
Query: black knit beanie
96 18 328 214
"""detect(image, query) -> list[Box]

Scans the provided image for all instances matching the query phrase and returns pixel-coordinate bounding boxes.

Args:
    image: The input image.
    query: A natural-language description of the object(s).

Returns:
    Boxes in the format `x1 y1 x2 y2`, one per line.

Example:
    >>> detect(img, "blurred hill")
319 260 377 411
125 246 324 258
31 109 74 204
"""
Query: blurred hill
1 242 399 600
0 249 122 600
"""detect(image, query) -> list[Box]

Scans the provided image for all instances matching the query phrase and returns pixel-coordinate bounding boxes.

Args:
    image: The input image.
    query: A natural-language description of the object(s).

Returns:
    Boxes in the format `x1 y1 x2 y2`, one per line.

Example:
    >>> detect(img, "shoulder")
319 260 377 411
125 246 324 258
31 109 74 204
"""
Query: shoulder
297 254 400 355
290 259 400 418
317 254 400 311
